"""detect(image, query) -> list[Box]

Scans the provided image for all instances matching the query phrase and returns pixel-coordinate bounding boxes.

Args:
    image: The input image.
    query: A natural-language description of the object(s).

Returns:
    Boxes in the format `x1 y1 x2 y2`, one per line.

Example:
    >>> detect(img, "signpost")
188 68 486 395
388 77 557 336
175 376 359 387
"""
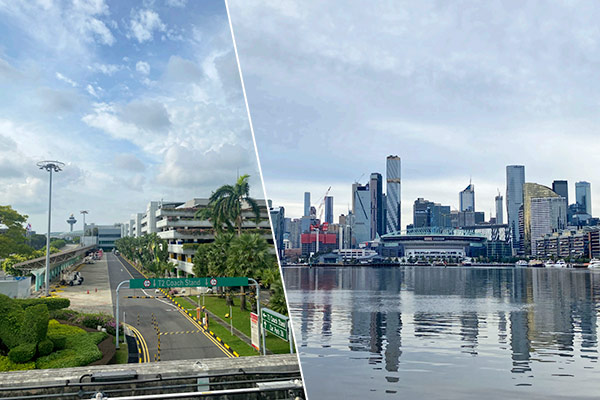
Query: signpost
129 277 248 289
261 307 289 342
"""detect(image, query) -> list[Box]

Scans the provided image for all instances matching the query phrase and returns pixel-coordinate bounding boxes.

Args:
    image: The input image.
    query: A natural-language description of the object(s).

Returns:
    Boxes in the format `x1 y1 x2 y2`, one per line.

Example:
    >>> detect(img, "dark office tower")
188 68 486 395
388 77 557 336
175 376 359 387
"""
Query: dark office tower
386 155 401 234
576 181 592 216
506 165 525 253
370 173 384 239
303 192 311 217
324 196 333 224
552 180 568 205
459 182 475 212
413 198 433 228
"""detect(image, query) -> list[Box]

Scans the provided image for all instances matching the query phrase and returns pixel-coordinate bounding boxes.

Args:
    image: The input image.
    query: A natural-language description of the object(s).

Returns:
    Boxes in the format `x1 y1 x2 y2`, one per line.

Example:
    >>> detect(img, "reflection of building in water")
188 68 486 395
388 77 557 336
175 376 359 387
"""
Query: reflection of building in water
510 310 531 373
284 266 600 378
459 312 480 355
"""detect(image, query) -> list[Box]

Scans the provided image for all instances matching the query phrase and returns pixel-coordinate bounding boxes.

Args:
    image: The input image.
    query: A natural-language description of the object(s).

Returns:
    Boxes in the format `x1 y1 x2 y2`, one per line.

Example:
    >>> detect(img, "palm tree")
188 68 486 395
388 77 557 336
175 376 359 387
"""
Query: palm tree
196 174 261 236
226 233 269 311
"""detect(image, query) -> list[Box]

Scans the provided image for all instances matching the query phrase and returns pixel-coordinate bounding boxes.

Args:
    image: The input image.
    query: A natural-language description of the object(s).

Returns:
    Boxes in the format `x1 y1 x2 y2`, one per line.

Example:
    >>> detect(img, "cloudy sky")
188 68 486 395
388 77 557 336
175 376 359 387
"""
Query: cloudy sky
228 1 600 227
0 0 261 232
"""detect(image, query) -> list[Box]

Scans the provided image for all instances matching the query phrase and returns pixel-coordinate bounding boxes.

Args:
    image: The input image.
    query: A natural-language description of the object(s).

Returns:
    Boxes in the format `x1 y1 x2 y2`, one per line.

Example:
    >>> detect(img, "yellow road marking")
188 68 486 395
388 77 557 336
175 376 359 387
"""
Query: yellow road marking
127 324 150 363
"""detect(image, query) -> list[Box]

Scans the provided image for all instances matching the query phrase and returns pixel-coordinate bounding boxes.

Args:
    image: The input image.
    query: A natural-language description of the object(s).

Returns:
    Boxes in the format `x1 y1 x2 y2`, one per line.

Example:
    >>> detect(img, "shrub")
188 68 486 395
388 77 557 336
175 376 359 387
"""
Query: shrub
35 331 107 369
8 343 36 363
47 334 66 350
37 339 54 356
47 319 85 336
49 308 79 321
16 297 70 311
0 356 35 372
22 304 49 343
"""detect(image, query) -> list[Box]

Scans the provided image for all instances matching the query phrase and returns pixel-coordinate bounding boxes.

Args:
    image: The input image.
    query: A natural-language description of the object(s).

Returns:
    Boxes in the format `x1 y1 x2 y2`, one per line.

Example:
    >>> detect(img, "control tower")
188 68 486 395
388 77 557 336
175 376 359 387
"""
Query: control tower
67 214 77 232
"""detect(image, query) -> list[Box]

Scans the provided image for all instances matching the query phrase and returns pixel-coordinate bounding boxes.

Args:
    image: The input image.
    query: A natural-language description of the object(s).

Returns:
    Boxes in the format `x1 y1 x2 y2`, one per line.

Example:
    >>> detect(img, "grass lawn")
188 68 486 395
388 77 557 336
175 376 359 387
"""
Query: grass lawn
176 295 294 355
113 337 128 364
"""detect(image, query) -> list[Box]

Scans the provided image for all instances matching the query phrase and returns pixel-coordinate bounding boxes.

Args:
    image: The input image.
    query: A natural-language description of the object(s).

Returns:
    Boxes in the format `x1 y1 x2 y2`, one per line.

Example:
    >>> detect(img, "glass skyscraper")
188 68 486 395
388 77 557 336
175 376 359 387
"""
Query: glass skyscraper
459 182 475 212
575 181 592 216
506 165 525 252
495 194 503 224
352 183 371 245
303 192 311 217
386 155 401 233
324 196 333 224
370 173 383 239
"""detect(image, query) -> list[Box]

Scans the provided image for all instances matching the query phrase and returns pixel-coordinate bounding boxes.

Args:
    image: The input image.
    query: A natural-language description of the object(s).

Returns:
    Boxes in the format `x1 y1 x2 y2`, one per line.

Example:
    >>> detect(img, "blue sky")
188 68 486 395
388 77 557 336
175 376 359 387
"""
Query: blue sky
0 0 260 232
228 1 600 226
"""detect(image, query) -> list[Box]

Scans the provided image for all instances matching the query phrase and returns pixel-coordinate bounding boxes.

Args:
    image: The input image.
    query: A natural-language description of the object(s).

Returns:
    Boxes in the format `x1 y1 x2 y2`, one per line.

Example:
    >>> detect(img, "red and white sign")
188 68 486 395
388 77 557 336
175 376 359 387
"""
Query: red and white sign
209 278 217 286
143 279 151 288
250 312 260 351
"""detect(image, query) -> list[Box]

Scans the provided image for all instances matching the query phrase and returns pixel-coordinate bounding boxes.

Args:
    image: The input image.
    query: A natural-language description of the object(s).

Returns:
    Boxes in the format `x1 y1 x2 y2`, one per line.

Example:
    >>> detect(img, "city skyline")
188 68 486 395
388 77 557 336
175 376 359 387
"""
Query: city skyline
0 1 261 232
283 158 595 228
228 1 600 230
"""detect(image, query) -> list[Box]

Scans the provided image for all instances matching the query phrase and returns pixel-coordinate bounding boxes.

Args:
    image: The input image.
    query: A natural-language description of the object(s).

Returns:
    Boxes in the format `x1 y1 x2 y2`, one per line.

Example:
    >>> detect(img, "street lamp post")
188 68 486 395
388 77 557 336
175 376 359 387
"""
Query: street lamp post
38 161 64 297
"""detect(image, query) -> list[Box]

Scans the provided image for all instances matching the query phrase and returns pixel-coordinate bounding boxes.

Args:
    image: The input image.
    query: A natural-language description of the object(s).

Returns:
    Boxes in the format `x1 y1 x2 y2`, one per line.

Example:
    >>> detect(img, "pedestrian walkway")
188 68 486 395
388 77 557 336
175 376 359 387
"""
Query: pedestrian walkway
55 256 113 315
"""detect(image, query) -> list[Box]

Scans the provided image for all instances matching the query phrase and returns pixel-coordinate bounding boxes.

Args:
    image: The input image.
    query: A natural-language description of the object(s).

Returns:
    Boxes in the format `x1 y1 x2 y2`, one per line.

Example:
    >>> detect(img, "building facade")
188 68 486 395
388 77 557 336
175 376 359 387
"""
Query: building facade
386 155 401 234
370 173 384 239
506 165 525 253
495 194 503 224
352 183 371 246
576 181 592 216
459 183 475 212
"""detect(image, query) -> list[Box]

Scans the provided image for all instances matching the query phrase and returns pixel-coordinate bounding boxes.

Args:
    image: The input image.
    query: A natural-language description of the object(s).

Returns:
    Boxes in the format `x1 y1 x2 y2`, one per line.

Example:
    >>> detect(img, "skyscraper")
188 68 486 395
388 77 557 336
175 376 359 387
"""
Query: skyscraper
576 181 592 216
521 182 560 255
370 173 384 239
324 196 333 224
495 194 504 224
352 183 371 245
552 180 569 205
303 192 311 217
530 197 567 256
459 182 475 212
386 155 401 234
506 165 525 252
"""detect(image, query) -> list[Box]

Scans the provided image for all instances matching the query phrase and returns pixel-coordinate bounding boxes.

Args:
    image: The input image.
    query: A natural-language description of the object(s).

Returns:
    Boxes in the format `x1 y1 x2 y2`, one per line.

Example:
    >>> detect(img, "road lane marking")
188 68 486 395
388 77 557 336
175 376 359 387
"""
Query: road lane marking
177 308 233 358
125 323 150 363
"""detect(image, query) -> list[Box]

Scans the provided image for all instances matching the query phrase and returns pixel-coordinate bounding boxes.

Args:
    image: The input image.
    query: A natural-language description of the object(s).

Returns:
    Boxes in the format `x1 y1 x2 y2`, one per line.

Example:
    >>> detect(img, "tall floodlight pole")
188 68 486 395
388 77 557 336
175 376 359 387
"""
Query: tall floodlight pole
38 161 64 297
80 210 88 245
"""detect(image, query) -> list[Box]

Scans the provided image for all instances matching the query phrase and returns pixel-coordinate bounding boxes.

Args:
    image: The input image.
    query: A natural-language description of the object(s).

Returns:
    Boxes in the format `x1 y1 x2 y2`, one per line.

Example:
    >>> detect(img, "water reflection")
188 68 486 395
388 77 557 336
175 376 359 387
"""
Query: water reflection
284 267 600 399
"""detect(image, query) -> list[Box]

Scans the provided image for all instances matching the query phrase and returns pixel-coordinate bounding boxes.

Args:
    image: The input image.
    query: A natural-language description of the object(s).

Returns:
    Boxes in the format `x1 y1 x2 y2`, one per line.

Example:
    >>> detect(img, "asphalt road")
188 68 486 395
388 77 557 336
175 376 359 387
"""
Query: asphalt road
106 252 230 362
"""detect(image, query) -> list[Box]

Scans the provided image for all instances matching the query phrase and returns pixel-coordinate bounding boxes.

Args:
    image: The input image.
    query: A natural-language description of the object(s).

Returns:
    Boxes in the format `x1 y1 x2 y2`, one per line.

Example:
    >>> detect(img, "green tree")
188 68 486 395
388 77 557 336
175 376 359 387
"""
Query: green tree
196 175 261 236
0 206 33 258
226 233 270 311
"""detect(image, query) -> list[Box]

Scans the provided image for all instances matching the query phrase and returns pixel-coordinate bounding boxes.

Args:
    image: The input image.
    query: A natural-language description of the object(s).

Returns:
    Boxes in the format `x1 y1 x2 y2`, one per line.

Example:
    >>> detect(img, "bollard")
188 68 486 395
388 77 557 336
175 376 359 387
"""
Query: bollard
87 290 89 294
95 288 97 292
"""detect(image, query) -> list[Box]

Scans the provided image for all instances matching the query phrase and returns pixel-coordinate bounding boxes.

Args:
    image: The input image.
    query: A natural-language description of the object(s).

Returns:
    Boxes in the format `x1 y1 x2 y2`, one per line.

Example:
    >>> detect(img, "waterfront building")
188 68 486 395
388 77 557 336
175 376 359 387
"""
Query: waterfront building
289 218 301 248
460 182 475 212
530 197 567 256
534 228 591 260
495 194 503 224
300 229 338 256
386 155 401 234
370 173 384 239
506 165 525 253
521 182 561 255
304 192 311 217
324 196 334 224
352 183 371 246
576 181 592 216
413 198 432 228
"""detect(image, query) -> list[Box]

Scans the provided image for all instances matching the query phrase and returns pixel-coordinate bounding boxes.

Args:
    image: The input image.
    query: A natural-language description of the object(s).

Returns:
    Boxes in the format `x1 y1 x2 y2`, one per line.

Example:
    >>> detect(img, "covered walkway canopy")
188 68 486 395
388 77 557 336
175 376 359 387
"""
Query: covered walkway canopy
12 245 96 291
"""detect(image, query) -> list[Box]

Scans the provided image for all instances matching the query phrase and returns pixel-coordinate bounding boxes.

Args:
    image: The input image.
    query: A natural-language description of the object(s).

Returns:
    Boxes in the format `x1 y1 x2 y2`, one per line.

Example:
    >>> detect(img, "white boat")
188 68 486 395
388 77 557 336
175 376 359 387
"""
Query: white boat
554 260 567 268
588 259 600 269
515 260 528 267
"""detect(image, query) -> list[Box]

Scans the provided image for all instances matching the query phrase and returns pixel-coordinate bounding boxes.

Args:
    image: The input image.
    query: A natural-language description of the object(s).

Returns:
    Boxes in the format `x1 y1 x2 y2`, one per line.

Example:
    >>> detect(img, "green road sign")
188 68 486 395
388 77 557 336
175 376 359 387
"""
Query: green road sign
129 277 249 289
261 307 289 341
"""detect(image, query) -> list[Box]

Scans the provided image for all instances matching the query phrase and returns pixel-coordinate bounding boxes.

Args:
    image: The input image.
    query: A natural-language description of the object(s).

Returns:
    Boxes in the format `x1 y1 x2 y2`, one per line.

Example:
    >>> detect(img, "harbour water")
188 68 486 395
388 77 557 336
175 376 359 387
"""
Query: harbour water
283 266 600 399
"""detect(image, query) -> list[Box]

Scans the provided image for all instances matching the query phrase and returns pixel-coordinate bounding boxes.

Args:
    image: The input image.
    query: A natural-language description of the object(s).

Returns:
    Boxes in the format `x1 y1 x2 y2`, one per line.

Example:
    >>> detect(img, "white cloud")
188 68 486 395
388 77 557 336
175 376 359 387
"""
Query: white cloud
135 61 150 75
86 84 99 98
56 72 77 87
129 9 166 43
89 63 121 75
114 153 146 172
165 0 187 8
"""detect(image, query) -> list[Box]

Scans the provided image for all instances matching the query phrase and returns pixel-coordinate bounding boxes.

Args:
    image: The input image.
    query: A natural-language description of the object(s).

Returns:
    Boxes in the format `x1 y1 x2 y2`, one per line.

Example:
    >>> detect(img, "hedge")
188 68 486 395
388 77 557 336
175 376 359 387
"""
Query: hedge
8 343 36 363
35 330 106 369
16 298 70 311
49 310 121 336
37 339 54 357
0 356 35 372
22 304 49 344
47 334 66 350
